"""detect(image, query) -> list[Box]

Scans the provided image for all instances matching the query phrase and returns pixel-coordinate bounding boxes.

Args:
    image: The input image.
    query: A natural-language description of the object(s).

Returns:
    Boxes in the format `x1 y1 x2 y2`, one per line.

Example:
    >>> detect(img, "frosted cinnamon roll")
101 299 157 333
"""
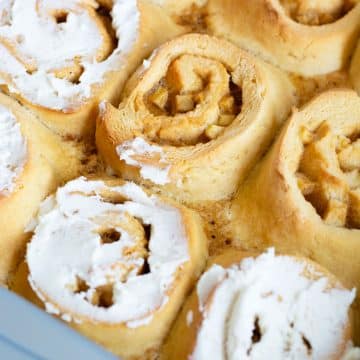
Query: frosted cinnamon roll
227 89 360 338
96 34 296 205
0 0 184 138
21 177 207 358
350 39 360 94
162 249 356 360
207 0 360 76
0 93 81 284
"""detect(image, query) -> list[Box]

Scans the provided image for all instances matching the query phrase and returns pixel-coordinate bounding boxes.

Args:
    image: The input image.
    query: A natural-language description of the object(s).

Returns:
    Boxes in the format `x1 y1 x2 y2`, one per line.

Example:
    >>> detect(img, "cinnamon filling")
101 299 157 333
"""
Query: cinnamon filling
280 0 356 25
144 55 242 146
174 4 208 33
65 193 152 309
297 121 360 229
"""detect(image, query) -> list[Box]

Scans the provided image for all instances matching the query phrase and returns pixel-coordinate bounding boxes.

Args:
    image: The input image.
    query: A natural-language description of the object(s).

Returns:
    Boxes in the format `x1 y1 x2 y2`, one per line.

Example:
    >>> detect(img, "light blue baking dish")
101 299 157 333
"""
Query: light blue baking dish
0 287 117 359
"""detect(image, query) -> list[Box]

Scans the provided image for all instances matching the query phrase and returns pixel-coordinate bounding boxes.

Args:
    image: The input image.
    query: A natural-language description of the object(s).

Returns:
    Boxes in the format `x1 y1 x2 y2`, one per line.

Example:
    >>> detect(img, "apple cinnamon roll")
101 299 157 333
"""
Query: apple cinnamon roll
0 0 184 138
0 93 81 284
96 34 296 205
163 249 356 360
227 90 360 336
207 0 360 76
20 177 207 358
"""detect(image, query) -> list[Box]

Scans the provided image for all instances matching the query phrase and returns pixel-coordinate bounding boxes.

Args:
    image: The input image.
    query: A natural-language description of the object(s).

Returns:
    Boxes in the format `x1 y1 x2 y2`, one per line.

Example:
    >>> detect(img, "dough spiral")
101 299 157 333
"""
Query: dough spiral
96 33 296 205
207 0 360 76
22 177 207 358
0 0 184 137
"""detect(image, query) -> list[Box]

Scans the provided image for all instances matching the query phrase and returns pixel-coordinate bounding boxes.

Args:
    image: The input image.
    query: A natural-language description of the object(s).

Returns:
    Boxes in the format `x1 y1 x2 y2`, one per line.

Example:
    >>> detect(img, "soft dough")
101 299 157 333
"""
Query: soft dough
207 0 360 76
96 33 296 206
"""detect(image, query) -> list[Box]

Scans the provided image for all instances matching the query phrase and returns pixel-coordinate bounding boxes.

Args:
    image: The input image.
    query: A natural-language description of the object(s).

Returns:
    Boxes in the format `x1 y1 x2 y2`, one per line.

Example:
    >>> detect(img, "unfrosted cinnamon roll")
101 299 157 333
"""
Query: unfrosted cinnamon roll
207 0 360 76
162 249 356 360
0 93 81 284
15 177 208 358
96 34 296 205
0 0 184 138
226 89 360 339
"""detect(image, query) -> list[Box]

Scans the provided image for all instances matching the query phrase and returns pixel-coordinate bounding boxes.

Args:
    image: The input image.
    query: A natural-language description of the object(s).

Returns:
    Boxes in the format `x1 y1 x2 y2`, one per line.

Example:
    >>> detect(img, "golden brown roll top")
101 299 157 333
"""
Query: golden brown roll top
207 0 360 76
19 176 208 358
163 249 356 360
0 0 185 138
226 89 360 339
96 33 296 205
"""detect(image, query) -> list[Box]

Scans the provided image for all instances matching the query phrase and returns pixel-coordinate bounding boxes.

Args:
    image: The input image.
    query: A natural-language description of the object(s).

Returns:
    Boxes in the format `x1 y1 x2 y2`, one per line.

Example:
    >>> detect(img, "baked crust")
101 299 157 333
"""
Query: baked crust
207 0 360 76
0 93 82 284
96 33 296 206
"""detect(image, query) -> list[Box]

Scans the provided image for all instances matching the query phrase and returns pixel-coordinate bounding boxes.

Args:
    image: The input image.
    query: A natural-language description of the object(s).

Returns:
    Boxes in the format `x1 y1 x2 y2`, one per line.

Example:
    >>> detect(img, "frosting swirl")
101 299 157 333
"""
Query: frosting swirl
0 0 139 110
27 177 189 326
192 250 355 359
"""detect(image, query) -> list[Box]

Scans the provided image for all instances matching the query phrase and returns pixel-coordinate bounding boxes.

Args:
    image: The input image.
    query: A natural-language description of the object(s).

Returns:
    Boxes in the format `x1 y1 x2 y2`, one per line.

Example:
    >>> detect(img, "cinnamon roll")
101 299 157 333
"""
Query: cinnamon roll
96 34 296 205
227 89 360 339
162 249 356 360
0 0 184 138
207 0 360 76
17 177 207 358
0 93 80 284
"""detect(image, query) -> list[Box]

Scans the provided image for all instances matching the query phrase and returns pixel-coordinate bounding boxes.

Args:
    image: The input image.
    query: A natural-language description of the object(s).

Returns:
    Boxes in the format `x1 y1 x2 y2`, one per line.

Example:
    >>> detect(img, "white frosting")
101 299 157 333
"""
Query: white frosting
116 137 171 185
27 177 189 325
142 58 151 69
193 249 355 360
342 346 360 360
0 0 139 110
0 104 27 195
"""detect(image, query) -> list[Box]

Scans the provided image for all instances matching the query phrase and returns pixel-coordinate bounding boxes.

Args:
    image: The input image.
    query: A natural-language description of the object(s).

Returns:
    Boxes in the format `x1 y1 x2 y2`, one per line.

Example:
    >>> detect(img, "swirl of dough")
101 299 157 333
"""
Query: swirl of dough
0 0 123 110
0 0 184 137
96 33 296 204
26 176 207 357
206 0 360 76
